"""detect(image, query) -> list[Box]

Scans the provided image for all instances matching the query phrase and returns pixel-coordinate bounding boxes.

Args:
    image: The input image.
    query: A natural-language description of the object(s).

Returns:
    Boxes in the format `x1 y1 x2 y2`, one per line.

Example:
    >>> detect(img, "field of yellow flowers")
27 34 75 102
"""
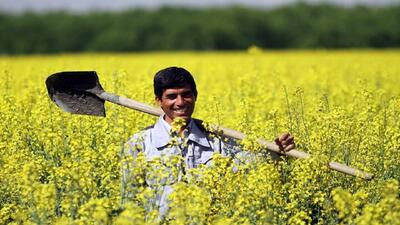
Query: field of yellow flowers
1 50 400 224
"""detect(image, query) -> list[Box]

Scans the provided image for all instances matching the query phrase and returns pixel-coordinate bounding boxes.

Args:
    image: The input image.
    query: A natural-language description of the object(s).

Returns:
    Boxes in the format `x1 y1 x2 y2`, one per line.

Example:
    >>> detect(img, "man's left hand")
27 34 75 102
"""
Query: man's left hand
274 133 295 152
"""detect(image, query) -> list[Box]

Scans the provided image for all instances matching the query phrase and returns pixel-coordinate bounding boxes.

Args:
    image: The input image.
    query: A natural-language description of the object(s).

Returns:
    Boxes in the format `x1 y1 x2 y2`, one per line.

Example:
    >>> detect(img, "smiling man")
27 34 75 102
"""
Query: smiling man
123 66 295 215
126 66 295 167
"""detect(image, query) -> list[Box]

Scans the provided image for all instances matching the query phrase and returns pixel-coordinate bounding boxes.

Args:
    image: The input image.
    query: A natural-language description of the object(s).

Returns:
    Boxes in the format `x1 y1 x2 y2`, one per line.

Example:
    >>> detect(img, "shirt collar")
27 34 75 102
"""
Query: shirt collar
152 115 211 149
187 119 211 148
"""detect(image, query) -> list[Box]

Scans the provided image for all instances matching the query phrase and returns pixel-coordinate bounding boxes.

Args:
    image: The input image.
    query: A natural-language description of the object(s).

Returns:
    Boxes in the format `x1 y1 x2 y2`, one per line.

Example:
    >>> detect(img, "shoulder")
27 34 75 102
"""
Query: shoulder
192 118 217 136
192 118 242 153
127 125 154 142
125 125 154 152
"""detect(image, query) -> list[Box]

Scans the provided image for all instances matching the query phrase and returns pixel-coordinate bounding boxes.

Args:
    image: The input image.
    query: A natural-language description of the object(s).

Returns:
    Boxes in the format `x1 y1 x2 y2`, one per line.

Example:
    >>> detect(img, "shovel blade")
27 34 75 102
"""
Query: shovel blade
45 71 106 117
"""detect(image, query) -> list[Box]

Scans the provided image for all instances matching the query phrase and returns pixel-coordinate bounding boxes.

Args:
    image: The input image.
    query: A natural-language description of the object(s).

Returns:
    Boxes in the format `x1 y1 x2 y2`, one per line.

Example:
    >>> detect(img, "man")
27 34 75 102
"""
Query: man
123 66 295 214
126 66 295 161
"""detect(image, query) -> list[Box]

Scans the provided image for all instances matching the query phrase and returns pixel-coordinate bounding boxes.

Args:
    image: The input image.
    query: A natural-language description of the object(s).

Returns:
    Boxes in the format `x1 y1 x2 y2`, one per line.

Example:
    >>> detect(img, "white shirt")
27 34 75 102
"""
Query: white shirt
125 116 241 169
122 116 243 216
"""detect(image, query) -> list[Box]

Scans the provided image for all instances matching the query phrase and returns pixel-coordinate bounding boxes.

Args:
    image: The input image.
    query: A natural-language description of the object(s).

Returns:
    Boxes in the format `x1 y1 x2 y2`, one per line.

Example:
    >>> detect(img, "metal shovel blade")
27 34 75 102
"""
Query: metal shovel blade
45 71 106 117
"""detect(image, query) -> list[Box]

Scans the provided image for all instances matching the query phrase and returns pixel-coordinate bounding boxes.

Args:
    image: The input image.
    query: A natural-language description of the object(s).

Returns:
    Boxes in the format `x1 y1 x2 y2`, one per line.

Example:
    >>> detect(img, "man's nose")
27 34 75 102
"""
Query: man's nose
175 95 185 105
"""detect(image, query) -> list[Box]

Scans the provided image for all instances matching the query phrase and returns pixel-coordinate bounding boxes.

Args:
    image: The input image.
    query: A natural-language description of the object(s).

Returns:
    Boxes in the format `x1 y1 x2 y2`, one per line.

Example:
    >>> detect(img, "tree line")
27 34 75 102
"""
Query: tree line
0 3 399 54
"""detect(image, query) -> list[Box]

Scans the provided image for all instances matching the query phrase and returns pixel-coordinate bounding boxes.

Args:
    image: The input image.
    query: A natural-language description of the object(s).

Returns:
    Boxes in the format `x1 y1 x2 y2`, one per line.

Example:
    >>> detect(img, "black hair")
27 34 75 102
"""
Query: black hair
153 66 198 99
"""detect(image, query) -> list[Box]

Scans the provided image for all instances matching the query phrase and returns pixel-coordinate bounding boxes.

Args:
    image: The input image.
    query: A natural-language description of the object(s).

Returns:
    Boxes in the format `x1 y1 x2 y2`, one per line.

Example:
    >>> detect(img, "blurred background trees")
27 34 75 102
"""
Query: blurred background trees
0 3 399 54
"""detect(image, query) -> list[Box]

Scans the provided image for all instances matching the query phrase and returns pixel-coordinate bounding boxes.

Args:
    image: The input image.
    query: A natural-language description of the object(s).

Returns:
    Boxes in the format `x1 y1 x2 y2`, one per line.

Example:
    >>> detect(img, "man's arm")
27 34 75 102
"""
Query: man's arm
218 132 296 164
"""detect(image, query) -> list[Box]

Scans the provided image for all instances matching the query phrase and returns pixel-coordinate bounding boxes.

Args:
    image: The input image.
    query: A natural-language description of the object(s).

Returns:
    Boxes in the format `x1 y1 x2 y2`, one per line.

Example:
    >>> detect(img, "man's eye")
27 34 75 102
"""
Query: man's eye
182 92 194 98
165 94 177 100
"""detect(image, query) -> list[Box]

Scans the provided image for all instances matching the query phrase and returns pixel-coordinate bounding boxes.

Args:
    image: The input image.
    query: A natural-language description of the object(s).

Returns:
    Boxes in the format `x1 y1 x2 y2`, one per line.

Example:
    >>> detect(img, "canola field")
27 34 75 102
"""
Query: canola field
1 50 400 224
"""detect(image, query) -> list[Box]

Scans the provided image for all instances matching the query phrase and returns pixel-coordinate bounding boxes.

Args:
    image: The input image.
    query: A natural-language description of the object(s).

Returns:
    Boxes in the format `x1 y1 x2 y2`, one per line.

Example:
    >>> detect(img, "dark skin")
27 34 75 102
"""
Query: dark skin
275 133 295 152
156 85 295 152
155 84 196 125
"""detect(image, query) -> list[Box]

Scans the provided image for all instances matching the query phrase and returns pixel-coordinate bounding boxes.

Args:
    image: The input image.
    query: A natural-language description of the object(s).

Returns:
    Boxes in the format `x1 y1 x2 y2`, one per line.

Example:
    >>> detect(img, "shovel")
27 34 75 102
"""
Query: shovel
45 71 374 180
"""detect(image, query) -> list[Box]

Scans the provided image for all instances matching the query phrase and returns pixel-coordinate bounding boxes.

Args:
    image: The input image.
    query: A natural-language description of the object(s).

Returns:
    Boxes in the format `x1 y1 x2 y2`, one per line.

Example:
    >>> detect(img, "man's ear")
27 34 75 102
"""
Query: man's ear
155 96 162 105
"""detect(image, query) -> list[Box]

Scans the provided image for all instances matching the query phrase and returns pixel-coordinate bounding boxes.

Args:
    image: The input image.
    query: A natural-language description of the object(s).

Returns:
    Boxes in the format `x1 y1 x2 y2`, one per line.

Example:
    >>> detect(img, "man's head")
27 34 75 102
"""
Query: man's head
154 67 197 124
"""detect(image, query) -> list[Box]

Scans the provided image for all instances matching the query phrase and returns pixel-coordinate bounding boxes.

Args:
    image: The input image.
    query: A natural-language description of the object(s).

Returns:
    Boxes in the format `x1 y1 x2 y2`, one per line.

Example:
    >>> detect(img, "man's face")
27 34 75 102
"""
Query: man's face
156 84 196 124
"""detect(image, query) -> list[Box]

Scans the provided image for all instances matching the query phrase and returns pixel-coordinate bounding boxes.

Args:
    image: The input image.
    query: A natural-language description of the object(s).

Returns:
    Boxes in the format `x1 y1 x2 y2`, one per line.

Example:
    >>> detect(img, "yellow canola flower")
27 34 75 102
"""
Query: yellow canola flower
0 51 399 224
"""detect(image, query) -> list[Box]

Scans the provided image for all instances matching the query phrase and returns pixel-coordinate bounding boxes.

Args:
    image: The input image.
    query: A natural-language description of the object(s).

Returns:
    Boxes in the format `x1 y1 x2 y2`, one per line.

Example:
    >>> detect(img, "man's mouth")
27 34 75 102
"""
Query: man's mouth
173 108 188 114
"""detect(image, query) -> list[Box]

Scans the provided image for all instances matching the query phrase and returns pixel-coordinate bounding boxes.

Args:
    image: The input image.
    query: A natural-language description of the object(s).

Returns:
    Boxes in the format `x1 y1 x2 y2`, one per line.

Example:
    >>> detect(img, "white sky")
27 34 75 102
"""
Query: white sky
0 0 399 13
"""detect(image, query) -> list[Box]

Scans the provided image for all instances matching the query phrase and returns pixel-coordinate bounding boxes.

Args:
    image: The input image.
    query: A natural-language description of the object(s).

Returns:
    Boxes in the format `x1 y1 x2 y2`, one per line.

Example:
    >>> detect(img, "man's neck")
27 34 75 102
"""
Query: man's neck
163 116 190 134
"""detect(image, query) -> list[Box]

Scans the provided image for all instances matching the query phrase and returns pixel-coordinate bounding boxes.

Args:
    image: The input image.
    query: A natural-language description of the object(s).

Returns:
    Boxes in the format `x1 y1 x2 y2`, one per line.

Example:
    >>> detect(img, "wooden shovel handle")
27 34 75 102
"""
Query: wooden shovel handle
99 92 374 180
99 92 163 116
221 126 373 179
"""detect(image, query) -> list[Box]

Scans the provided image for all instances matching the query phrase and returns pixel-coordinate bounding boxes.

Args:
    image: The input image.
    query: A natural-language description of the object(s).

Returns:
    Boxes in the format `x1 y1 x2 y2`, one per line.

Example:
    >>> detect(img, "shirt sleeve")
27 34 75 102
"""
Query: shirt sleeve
218 134 282 165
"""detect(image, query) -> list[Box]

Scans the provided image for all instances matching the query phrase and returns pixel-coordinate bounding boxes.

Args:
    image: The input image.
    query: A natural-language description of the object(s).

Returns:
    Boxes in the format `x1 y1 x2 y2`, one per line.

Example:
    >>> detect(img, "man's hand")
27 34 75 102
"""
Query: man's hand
274 133 295 152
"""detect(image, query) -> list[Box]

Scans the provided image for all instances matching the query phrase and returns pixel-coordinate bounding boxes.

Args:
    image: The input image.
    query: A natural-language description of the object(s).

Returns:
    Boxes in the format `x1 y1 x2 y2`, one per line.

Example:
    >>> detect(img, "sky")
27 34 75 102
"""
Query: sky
1 0 399 13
